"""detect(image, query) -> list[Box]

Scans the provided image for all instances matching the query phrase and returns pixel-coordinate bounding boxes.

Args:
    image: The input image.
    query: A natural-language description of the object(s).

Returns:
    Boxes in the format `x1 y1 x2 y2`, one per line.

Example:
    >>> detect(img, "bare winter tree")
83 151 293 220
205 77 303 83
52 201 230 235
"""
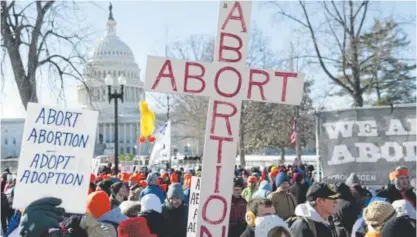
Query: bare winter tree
1 1 92 110
271 1 368 106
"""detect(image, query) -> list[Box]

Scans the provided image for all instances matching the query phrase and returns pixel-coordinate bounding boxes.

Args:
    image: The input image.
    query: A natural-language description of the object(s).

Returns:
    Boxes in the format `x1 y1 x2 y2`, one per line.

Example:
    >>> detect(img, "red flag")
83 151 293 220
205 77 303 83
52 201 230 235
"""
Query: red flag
290 119 296 144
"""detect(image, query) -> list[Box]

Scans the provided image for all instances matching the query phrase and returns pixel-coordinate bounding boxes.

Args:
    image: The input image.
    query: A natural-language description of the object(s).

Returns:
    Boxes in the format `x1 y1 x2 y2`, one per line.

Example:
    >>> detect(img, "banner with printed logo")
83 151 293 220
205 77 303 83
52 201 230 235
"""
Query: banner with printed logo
318 104 416 186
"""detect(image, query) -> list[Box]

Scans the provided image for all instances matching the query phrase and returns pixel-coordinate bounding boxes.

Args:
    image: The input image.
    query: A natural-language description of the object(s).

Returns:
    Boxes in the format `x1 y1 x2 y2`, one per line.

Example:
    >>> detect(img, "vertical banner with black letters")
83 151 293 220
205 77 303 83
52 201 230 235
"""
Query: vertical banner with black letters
318 104 416 186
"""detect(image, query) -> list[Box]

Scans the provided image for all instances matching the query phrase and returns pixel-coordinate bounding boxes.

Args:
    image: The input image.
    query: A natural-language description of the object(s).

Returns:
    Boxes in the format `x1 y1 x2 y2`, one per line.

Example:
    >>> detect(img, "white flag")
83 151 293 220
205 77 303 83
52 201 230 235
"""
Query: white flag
149 120 171 165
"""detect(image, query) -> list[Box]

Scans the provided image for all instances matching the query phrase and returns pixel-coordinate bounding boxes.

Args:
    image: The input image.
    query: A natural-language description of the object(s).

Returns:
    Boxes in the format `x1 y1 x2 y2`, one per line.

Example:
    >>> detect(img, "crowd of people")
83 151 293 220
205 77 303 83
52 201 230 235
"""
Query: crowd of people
0 162 416 237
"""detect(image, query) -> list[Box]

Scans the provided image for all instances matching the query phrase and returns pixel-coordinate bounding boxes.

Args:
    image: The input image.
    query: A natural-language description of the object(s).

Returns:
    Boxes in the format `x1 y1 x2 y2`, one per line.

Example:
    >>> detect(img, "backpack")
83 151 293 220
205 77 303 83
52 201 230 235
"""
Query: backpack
286 216 317 237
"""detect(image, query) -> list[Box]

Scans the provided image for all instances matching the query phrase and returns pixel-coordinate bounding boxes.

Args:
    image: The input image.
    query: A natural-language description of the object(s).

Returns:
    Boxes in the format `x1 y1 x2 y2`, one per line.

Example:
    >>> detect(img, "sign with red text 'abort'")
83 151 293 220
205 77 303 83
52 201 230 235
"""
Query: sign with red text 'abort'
144 1 305 236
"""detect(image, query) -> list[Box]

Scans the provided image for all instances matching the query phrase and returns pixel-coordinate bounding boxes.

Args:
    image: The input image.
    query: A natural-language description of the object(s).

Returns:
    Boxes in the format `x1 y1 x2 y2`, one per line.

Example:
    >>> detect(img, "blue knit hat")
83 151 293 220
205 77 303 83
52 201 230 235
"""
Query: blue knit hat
275 172 289 187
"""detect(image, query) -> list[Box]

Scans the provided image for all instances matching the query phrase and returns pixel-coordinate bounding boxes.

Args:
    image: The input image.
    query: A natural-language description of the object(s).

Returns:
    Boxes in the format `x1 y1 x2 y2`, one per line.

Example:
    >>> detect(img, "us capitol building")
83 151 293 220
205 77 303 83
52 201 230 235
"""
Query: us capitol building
1 5 151 159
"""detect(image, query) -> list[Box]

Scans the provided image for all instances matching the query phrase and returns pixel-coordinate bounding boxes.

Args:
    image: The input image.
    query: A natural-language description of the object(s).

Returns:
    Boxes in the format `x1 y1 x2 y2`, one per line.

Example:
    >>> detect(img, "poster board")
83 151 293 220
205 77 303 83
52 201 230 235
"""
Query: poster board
186 176 201 237
13 103 98 213
318 105 416 186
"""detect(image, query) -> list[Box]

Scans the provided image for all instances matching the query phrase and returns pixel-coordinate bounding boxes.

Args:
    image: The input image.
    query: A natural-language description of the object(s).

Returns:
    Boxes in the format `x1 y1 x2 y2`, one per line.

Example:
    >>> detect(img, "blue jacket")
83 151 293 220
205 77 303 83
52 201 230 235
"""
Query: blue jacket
184 188 190 205
140 184 165 204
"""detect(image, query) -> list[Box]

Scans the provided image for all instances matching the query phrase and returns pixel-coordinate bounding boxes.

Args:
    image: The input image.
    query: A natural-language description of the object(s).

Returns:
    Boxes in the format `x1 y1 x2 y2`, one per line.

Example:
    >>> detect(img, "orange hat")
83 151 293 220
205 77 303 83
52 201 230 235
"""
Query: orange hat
103 174 111 180
130 173 140 183
86 191 111 219
90 173 96 183
139 180 147 188
184 178 192 188
184 173 192 180
390 168 409 180
138 172 145 180
248 176 257 183
120 173 130 182
159 183 168 192
170 173 179 183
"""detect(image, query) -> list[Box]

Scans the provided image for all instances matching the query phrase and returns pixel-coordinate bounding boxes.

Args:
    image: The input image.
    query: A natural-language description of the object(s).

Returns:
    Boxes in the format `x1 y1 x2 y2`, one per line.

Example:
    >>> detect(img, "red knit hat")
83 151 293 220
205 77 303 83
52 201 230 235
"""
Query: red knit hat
86 191 111 219
118 217 156 237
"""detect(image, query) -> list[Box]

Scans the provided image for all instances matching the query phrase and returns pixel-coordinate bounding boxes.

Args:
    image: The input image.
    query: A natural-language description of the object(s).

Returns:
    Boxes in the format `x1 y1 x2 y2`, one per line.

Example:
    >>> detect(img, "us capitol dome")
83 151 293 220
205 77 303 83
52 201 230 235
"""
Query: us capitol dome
77 4 148 156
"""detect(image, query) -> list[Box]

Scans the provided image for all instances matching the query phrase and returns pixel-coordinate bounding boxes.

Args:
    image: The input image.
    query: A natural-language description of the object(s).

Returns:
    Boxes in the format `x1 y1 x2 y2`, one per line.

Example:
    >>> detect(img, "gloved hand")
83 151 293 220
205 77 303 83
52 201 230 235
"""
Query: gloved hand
19 197 65 237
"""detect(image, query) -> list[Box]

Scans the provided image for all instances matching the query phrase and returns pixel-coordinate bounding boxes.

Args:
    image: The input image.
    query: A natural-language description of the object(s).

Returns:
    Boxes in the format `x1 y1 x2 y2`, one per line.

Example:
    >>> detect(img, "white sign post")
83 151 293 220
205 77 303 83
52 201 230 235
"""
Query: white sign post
145 1 304 236
187 176 202 237
13 103 98 214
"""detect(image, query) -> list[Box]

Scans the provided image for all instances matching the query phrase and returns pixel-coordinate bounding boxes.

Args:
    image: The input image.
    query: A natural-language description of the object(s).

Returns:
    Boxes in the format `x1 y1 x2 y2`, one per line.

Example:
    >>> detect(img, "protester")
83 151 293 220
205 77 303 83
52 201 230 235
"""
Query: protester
140 172 165 204
242 176 258 202
162 183 188 237
255 215 291 237
118 216 155 237
119 200 141 217
377 167 416 207
110 182 128 209
139 194 169 237
183 173 192 205
380 212 416 237
363 201 396 237
289 182 340 237
333 182 362 237
290 172 307 205
240 198 276 237
268 172 297 220
351 197 389 237
252 180 272 199
229 178 248 237
86 191 127 235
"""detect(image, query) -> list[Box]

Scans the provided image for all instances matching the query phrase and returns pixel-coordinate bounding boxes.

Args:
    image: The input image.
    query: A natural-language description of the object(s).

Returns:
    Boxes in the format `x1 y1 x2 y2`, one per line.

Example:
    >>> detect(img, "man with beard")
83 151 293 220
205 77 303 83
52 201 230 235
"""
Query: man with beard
162 183 188 237
377 167 416 208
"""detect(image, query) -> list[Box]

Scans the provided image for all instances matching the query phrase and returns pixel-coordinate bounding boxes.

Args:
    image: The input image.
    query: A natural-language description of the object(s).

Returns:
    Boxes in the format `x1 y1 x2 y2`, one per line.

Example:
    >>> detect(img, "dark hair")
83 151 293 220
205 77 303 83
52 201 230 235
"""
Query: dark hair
234 177 244 188
268 226 292 237
246 198 273 216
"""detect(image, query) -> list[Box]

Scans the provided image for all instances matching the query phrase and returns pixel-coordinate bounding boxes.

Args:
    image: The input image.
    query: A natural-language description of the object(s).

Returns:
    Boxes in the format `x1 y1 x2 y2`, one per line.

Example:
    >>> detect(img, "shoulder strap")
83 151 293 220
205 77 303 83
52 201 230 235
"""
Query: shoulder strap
301 217 317 237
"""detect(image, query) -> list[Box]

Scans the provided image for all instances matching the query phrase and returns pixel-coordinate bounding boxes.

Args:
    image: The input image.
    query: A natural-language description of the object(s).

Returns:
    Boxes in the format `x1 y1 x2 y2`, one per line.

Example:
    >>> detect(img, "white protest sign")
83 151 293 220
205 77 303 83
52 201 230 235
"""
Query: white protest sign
13 103 98 214
92 158 100 175
120 161 135 173
187 176 201 237
144 1 304 235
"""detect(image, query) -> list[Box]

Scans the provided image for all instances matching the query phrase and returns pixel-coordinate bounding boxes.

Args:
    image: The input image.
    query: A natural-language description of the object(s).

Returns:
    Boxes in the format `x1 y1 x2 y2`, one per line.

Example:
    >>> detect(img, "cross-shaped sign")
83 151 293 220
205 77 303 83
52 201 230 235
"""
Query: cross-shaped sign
145 1 304 236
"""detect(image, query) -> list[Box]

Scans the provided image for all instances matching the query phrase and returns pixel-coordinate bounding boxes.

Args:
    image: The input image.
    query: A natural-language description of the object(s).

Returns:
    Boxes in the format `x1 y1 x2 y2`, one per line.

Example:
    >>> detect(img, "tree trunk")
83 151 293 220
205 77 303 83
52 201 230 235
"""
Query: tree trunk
354 92 364 107
279 147 285 164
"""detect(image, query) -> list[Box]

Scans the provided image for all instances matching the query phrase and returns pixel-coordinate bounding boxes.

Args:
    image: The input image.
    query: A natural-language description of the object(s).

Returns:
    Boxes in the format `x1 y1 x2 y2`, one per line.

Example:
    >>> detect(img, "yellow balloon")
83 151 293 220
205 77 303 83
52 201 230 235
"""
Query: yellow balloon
139 101 155 140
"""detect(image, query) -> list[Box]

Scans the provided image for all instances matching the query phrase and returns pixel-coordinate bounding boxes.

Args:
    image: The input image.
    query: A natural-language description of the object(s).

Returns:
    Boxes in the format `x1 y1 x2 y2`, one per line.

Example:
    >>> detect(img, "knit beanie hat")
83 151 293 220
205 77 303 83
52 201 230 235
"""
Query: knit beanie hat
141 194 162 213
97 179 115 196
119 200 142 217
364 201 396 230
293 172 303 183
167 183 184 200
345 173 361 186
392 200 416 219
254 214 289 237
147 172 158 185
275 172 289 187
111 182 124 195
118 216 156 237
86 191 111 219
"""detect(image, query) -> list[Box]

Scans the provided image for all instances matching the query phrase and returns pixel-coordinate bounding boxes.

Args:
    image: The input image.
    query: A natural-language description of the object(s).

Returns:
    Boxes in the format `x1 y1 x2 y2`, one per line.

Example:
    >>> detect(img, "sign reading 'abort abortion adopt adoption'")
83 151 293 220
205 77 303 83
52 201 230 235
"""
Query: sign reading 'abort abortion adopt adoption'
13 103 98 214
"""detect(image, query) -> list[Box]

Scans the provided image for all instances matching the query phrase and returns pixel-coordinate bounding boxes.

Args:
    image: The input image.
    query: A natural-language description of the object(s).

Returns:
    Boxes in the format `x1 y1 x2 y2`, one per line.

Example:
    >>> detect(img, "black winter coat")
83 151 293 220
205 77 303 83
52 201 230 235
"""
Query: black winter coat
333 183 361 237
377 184 416 207
290 182 307 204
290 218 337 237
162 204 188 237
239 226 254 237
